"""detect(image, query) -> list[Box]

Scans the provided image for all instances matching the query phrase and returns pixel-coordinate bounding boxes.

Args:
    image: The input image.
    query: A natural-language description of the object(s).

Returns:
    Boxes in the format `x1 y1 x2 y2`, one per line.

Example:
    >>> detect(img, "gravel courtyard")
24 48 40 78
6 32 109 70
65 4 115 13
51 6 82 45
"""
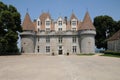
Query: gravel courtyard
0 55 120 80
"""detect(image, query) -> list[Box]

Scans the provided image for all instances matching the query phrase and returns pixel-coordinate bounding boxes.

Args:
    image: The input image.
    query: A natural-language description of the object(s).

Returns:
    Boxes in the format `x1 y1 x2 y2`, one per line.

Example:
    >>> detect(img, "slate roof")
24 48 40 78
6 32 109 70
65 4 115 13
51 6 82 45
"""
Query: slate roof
39 12 51 21
22 11 96 31
22 12 35 31
80 11 95 30
70 13 78 20
108 30 120 41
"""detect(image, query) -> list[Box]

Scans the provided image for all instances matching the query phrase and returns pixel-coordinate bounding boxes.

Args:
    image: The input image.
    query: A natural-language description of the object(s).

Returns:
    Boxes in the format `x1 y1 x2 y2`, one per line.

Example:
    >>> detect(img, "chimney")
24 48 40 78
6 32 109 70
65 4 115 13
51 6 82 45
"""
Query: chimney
64 16 67 25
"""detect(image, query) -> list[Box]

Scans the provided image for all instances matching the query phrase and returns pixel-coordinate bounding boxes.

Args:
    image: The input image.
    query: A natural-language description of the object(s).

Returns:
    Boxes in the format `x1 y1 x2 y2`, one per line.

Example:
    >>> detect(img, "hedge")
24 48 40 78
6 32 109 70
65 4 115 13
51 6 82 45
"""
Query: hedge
104 51 120 56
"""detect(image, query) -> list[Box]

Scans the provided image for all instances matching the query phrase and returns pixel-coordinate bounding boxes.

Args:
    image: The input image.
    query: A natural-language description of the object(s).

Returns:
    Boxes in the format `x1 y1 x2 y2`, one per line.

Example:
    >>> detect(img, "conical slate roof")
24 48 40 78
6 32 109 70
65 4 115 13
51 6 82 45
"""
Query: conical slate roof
22 12 35 31
108 30 120 41
80 11 95 30
70 13 77 20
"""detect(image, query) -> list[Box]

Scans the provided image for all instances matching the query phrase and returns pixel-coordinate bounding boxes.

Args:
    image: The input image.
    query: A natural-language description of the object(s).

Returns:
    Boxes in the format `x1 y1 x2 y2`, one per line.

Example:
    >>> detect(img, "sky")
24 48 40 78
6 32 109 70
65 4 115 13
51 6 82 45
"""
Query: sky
1 0 120 22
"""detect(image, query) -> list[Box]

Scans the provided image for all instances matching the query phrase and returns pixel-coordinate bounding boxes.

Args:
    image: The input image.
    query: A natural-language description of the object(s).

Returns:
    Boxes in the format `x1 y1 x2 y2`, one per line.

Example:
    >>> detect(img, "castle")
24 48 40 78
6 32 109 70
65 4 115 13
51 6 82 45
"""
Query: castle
20 11 96 55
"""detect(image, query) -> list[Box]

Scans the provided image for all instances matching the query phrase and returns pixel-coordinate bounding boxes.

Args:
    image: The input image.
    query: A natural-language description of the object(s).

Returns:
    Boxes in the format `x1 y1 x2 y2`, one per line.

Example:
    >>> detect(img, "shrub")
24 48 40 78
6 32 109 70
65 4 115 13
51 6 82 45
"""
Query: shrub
104 51 120 56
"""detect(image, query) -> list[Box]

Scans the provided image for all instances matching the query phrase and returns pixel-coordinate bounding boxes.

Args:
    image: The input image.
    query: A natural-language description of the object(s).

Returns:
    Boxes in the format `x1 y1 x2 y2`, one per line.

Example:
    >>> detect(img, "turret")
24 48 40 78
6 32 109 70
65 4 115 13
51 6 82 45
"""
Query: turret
20 12 35 53
79 11 96 53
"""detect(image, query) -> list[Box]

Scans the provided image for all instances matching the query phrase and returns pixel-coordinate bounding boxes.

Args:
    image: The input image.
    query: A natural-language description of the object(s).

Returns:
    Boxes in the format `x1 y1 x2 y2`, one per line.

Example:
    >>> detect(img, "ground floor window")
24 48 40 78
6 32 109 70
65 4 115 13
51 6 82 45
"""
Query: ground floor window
46 46 50 52
37 49 39 52
72 46 77 53
38 46 39 52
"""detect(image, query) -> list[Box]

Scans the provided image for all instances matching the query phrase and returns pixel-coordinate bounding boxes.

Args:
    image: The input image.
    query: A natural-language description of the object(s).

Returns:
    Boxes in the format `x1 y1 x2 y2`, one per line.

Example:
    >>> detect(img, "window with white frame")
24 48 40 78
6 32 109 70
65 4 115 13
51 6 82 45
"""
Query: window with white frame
72 36 76 43
46 37 50 43
72 21 76 26
46 46 50 52
38 21 40 26
72 28 76 31
72 46 77 53
58 36 62 43
58 21 62 26
46 28 50 31
58 28 62 31
46 21 50 26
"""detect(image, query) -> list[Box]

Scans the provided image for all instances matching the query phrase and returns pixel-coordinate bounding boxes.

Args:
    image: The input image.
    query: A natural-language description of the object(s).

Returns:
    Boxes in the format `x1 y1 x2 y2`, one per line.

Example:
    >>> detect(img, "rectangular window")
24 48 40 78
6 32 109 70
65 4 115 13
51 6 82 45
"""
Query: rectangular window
38 28 40 32
38 21 40 26
72 28 76 31
37 46 39 52
72 46 77 53
38 37 39 42
58 28 62 31
58 21 62 26
46 21 50 26
58 36 62 43
72 21 76 26
46 46 50 52
46 28 50 31
59 46 62 50
46 37 50 43
72 36 76 43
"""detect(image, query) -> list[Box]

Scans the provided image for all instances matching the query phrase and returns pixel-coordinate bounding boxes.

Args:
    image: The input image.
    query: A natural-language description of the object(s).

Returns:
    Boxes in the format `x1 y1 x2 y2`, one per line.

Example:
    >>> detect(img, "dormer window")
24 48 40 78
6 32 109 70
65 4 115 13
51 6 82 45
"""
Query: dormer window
46 21 50 26
58 21 62 26
72 28 76 31
71 19 77 31
45 18 51 31
72 21 76 26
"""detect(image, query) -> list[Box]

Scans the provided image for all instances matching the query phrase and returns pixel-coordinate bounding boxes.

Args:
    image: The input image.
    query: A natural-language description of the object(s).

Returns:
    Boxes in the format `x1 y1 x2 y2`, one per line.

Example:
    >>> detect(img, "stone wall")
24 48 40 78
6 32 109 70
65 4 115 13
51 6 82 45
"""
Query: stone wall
21 35 35 53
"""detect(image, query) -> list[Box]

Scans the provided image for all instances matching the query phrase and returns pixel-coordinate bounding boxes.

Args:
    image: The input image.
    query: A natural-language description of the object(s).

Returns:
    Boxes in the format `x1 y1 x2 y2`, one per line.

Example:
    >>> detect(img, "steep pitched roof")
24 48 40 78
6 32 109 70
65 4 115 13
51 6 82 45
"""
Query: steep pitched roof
39 12 51 30
33 21 37 31
77 21 82 30
108 30 120 41
70 13 77 20
39 12 51 20
22 12 35 31
80 11 95 30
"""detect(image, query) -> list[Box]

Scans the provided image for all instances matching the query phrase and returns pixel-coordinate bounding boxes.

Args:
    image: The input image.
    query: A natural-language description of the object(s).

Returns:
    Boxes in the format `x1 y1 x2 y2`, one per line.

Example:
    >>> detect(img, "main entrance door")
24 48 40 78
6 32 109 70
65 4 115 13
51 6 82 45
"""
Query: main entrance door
59 50 62 55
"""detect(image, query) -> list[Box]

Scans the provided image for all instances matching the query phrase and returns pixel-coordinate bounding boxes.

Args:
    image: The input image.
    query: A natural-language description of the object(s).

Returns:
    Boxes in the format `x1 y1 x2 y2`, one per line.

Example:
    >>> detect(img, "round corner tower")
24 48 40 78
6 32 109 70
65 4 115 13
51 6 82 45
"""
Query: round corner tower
20 12 36 53
79 11 96 53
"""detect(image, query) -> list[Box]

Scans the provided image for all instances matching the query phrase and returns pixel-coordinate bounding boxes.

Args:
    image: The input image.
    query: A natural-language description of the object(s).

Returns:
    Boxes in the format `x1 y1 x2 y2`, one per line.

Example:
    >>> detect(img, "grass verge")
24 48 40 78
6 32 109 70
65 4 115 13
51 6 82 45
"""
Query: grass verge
77 54 95 56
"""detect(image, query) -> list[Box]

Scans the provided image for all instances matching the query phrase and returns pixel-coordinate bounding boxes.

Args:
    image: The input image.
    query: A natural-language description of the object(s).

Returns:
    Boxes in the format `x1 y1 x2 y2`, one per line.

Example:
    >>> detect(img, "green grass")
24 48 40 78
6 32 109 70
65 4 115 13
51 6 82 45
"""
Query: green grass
77 54 95 56
101 54 120 58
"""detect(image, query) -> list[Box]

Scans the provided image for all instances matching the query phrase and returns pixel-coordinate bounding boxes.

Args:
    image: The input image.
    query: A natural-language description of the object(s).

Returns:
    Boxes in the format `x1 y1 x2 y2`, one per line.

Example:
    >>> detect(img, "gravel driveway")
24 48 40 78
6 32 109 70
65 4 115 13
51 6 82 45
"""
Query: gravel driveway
0 55 120 80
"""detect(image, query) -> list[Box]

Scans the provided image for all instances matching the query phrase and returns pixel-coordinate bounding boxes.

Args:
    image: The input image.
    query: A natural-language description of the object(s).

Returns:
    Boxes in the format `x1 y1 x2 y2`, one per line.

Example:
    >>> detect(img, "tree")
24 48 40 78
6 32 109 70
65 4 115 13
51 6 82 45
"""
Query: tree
0 2 22 55
93 15 117 49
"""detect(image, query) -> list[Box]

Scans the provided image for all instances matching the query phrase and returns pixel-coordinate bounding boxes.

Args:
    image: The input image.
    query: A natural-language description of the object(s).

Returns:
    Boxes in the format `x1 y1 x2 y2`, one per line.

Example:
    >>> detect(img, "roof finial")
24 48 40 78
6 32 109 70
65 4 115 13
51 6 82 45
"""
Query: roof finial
72 9 74 13
27 8 29 13
86 8 89 12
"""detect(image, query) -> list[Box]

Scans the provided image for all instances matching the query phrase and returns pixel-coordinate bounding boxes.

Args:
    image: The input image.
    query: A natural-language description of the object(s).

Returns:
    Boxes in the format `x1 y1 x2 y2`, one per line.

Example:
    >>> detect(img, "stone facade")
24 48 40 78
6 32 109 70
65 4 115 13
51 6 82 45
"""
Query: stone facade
20 11 96 55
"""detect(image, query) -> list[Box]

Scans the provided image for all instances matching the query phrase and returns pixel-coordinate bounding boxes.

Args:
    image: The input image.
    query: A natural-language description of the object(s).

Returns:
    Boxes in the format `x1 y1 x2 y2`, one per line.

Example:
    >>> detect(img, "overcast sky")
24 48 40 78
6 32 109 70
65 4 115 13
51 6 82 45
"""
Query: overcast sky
1 0 120 22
